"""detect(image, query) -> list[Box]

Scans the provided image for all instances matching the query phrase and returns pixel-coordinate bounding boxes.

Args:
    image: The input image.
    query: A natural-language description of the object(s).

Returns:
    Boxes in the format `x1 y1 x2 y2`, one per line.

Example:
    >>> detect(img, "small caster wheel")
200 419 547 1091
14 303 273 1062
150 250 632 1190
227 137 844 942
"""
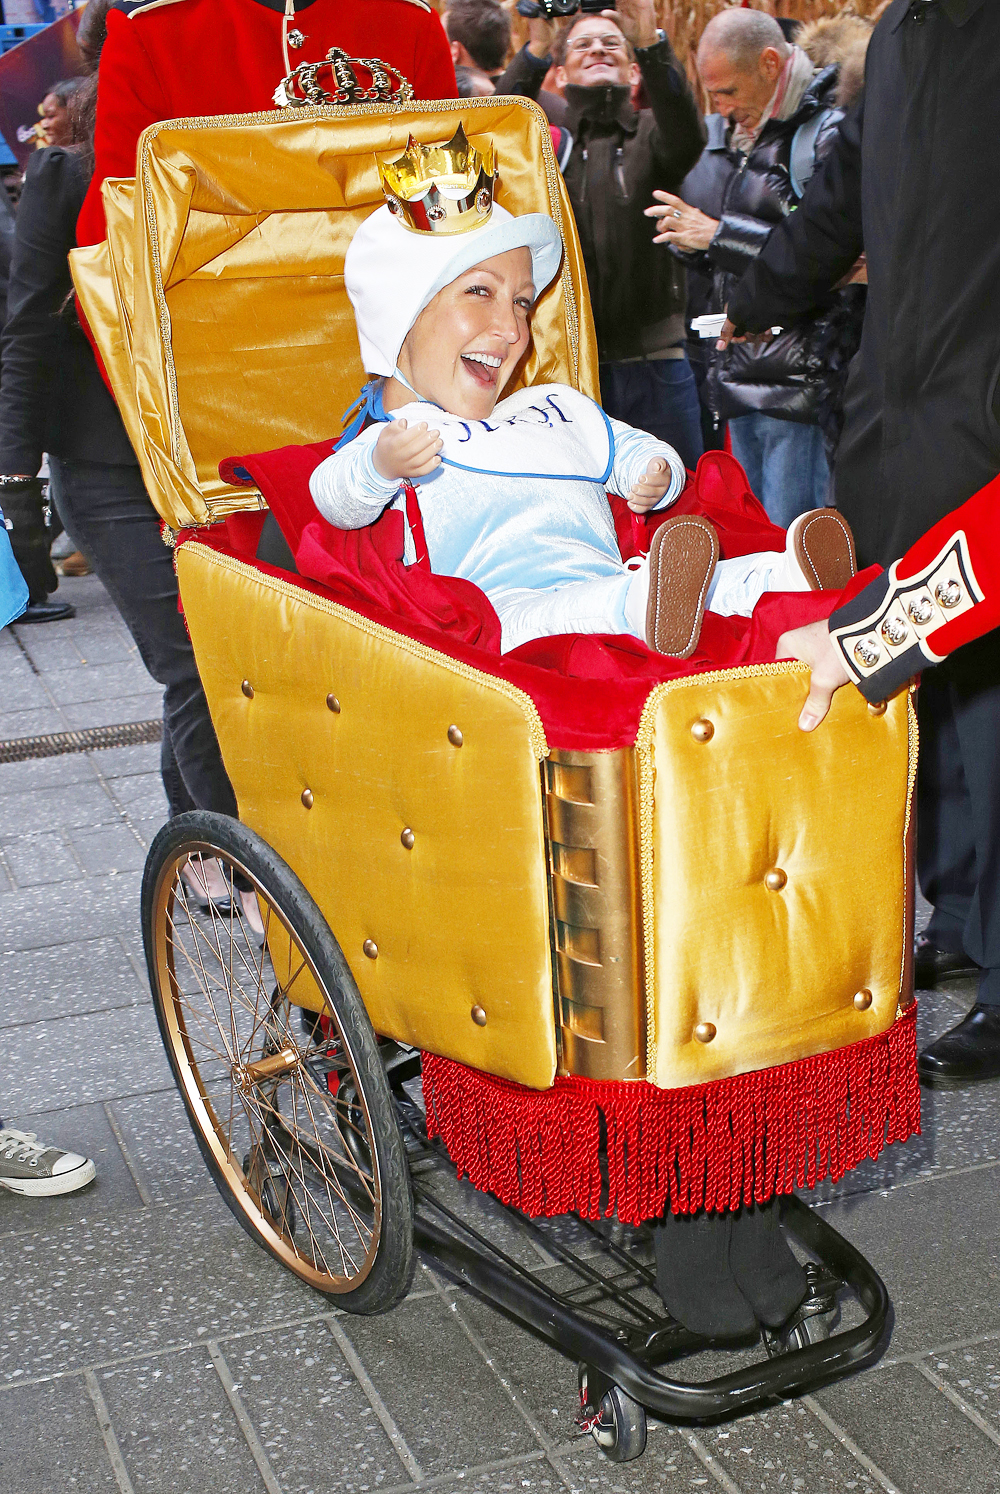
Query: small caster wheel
577 1366 646 1463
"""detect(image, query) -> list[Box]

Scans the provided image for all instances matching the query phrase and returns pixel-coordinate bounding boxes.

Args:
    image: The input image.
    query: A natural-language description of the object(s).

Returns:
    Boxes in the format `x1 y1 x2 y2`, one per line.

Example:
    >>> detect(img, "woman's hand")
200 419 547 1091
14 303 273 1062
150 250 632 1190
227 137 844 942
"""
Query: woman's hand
776 619 853 730
645 190 719 252
627 456 672 513
373 419 443 481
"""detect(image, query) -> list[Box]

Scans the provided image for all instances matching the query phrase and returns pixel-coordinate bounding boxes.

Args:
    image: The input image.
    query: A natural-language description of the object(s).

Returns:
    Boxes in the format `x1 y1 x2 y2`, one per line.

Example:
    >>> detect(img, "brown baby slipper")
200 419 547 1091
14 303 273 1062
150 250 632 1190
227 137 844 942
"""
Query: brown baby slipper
646 515 720 658
789 510 857 591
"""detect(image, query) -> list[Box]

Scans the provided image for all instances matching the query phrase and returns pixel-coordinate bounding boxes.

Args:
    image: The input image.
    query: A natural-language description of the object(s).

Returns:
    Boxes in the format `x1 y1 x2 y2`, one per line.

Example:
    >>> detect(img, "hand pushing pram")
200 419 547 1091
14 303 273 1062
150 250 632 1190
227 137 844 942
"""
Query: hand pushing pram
72 93 918 1460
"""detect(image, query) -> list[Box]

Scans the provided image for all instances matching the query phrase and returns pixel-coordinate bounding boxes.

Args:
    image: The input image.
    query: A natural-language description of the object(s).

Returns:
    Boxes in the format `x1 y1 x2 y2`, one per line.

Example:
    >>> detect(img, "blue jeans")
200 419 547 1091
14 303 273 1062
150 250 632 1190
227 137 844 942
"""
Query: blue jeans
727 413 831 530
599 356 705 473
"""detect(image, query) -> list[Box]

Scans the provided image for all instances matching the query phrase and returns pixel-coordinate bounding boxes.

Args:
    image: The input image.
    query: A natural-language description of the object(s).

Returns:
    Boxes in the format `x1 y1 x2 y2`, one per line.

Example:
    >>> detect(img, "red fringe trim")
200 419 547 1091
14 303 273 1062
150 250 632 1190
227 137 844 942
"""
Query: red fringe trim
422 1007 920 1224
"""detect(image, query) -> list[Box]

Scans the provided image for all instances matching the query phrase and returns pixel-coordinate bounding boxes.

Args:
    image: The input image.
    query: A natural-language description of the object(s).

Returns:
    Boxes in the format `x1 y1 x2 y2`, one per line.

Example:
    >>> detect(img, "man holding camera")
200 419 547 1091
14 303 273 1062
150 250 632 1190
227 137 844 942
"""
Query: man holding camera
508 0 706 468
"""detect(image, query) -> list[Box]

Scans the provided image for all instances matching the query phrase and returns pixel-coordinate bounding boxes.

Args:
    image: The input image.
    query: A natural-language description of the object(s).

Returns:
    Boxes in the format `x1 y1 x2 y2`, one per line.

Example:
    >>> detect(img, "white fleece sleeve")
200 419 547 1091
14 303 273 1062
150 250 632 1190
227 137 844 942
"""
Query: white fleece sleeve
606 416 686 510
308 425 402 529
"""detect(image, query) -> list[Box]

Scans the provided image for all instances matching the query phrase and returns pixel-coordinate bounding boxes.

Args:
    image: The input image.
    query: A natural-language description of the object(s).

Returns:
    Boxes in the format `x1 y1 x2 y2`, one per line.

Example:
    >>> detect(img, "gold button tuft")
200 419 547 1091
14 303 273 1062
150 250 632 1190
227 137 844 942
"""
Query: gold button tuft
764 868 787 892
448 724 464 747
400 827 415 850
694 1021 716 1044
241 680 254 699
690 718 714 743
854 988 873 1011
363 938 378 960
471 1005 487 1027
301 788 314 809
326 693 341 713
867 700 888 717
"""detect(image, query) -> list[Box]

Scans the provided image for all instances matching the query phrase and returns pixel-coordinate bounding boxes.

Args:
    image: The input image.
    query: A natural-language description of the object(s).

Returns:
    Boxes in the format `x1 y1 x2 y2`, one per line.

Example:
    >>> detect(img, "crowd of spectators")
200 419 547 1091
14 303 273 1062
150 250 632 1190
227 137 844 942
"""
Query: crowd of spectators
1 0 998 1220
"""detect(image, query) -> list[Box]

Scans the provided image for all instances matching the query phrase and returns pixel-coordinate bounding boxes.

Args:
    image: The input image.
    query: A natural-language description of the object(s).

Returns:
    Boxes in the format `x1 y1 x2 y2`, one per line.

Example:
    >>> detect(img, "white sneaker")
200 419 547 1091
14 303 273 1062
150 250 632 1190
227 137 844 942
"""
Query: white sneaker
0 1128 96 1197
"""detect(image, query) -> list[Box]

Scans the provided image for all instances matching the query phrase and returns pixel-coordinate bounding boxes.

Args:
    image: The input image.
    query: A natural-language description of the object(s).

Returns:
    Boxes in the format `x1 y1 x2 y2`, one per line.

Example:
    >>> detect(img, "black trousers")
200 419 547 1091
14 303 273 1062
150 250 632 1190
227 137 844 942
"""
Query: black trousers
48 456 236 819
916 629 1000 1006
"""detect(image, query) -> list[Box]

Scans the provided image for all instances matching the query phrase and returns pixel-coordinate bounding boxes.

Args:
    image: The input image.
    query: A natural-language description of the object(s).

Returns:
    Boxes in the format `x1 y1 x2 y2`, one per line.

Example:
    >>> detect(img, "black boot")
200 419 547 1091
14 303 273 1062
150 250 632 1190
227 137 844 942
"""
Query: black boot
652 1208 757 1340
918 1004 1000 1085
726 1201 808 1331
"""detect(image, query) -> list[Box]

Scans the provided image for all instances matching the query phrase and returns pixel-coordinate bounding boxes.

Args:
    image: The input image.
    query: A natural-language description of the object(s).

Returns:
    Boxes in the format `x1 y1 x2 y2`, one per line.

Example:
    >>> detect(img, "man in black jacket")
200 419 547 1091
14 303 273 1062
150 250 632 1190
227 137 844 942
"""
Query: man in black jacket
508 0 706 468
722 0 1000 1084
648 8 846 528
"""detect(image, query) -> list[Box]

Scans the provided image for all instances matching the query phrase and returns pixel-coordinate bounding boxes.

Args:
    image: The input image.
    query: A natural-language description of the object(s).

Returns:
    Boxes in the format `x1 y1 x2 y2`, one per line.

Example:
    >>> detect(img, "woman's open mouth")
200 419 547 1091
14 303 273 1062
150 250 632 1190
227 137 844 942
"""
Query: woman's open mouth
461 351 503 388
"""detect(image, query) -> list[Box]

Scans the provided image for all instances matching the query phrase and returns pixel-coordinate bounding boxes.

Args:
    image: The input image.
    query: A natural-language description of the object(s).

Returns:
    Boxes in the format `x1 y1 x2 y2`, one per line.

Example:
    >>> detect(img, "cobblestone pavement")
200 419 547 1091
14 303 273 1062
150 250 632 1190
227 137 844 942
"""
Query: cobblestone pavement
2 574 1000 1494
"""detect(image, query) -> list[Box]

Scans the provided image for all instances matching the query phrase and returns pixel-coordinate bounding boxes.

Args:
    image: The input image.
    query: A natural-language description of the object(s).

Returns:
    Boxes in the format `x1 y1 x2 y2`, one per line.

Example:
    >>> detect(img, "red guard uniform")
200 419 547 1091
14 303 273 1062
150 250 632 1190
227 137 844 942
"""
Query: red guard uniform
829 470 1000 702
77 0 456 247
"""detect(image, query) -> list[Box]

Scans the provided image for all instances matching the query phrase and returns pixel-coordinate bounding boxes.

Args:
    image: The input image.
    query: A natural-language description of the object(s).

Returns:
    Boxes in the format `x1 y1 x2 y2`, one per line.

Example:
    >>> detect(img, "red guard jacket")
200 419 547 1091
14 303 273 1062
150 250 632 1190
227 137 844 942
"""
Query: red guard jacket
829 471 1000 702
77 0 456 248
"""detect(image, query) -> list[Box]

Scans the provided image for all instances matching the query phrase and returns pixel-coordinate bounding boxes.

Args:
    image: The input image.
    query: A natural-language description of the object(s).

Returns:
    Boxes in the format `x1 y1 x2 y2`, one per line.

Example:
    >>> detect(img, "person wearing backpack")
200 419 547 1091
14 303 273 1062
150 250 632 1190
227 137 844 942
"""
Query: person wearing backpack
647 8 851 529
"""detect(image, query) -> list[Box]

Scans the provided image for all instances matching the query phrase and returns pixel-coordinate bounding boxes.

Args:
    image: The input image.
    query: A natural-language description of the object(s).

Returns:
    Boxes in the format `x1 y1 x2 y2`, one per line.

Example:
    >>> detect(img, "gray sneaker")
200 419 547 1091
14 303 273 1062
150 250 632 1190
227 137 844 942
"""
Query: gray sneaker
0 1128 96 1197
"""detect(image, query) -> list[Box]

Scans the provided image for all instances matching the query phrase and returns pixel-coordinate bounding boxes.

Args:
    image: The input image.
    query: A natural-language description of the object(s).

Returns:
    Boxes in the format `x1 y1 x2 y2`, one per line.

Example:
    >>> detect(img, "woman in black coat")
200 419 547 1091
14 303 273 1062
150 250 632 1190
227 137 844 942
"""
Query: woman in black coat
0 85 237 828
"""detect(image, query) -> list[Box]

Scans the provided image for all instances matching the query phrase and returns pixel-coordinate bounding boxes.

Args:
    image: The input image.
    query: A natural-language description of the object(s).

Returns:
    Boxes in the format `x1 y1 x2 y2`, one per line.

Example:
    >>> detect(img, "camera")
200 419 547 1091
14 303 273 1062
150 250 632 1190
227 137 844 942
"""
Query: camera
516 0 610 19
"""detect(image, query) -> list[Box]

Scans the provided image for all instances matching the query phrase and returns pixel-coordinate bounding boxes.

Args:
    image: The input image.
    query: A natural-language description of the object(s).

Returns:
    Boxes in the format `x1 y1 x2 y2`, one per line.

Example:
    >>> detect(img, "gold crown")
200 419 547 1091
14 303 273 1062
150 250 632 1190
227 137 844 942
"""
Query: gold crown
378 126 497 236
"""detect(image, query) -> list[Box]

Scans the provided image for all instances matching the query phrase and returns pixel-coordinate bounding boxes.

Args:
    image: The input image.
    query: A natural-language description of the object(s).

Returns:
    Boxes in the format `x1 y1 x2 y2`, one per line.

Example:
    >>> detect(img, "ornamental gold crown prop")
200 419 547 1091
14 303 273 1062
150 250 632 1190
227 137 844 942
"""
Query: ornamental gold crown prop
274 48 414 108
378 126 498 236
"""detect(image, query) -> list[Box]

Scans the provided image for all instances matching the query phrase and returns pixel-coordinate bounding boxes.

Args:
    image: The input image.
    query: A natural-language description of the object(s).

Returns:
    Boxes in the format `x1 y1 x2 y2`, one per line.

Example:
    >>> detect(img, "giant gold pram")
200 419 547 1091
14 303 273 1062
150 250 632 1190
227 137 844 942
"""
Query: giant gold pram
72 97 919 1457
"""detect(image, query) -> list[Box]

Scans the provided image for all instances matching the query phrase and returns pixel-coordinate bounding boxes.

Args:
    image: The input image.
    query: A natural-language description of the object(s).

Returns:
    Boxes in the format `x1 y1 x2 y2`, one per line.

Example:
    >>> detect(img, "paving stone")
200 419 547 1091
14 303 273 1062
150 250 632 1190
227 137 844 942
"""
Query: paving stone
0 829 82 889
0 781 121 840
105 770 169 822
111 1090 217 1207
44 662 160 708
226 1320 409 1492
0 1374 119 1493
455 1290 585 1442
91 742 162 780
0 707 67 740
0 669 53 714
0 1195 318 1382
1 1000 172 1113
68 822 150 877
819 1168 1000 1357
337 1282 540 1476
60 694 164 731
553 1425 727 1493
700 1400 886 1493
0 1100 144 1238
0 935 145 1027
97 1350 269 1494
818 1360 1000 1494
0 753 100 792
931 1341 1000 1439
0 872 144 952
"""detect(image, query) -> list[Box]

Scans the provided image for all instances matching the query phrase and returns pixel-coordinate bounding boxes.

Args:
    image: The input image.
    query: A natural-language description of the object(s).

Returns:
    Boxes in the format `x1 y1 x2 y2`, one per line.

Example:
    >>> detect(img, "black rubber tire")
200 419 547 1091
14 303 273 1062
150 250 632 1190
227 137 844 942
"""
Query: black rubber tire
141 811 415 1314
579 1366 648 1463
593 1385 648 1462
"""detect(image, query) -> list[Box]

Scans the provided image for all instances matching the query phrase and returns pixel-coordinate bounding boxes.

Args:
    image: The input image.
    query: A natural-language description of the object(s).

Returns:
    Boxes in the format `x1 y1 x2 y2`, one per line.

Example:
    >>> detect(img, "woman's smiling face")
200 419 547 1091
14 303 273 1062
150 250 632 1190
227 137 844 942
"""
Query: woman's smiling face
389 247 535 420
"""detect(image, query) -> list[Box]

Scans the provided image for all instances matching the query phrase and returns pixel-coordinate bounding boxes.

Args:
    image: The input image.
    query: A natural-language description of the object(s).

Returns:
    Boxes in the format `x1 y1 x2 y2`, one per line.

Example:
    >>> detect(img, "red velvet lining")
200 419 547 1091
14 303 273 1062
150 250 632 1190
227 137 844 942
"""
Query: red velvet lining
188 447 843 751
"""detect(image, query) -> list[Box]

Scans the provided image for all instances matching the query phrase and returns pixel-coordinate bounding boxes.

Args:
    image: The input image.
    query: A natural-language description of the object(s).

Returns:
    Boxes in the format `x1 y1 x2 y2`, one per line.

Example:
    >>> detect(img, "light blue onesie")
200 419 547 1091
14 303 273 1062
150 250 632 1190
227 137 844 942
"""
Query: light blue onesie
310 383 686 651
310 382 793 651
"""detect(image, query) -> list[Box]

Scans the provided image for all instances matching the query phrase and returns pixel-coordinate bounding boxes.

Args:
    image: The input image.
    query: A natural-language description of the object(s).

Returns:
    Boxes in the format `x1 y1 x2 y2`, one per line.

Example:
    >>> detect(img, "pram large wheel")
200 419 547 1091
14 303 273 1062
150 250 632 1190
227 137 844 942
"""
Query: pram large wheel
141 811 414 1313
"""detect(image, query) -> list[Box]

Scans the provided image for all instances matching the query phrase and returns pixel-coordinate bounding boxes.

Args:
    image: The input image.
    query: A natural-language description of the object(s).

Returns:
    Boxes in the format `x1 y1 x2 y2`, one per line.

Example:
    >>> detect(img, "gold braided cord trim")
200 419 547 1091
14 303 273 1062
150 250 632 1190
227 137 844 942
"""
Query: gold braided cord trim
182 543 550 759
896 687 919 1017
135 97 579 463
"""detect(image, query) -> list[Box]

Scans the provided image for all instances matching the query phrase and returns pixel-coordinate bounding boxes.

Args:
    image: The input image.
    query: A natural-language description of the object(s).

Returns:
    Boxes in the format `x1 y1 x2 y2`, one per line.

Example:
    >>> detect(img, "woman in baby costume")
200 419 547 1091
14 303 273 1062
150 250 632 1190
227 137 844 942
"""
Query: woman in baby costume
309 129 856 657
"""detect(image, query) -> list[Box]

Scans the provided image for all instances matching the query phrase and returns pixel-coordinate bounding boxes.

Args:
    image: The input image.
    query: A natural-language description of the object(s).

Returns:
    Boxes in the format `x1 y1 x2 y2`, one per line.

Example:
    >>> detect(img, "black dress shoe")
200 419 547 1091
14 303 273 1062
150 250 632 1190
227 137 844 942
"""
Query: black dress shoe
15 600 76 624
913 933 979 989
917 1004 1000 1086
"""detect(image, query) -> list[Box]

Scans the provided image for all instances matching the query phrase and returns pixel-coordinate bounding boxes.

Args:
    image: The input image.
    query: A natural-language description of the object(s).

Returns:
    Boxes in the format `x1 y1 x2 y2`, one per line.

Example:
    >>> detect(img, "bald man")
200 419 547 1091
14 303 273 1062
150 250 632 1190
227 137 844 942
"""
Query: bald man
648 7 846 528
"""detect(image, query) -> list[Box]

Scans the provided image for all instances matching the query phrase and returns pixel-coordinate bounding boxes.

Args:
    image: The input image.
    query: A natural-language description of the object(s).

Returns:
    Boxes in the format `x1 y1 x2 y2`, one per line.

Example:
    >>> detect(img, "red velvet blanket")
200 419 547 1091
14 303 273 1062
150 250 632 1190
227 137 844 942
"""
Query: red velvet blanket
199 445 866 751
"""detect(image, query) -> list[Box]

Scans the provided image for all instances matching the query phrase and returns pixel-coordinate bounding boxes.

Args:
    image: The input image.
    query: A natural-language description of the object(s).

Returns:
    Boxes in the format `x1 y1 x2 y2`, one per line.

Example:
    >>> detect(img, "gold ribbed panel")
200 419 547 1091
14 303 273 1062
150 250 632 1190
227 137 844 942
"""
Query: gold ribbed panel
544 748 645 1081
